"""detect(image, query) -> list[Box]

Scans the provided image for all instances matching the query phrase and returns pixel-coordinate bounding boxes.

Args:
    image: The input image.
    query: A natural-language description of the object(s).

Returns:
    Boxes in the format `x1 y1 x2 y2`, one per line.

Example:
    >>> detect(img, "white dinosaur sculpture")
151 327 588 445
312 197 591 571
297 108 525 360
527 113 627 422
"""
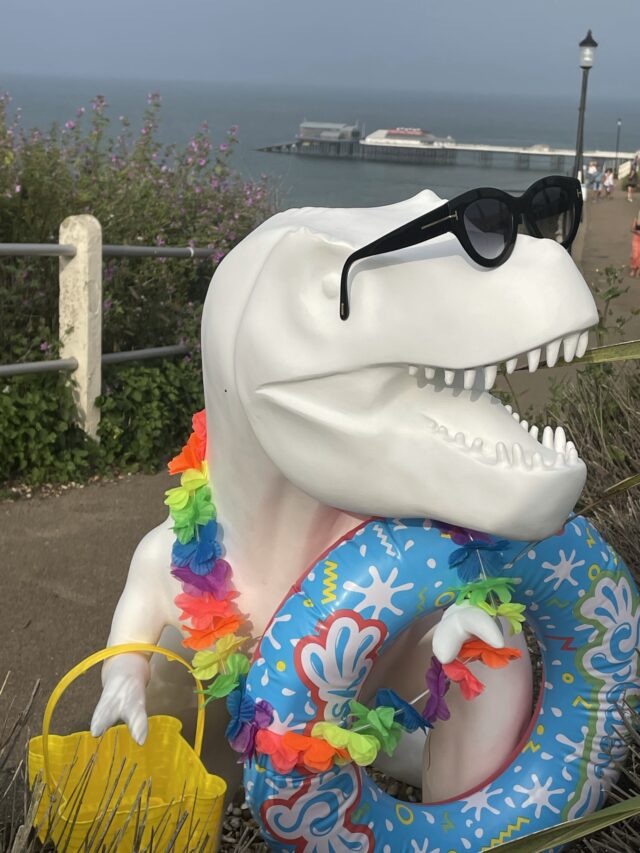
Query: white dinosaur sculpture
91 189 597 800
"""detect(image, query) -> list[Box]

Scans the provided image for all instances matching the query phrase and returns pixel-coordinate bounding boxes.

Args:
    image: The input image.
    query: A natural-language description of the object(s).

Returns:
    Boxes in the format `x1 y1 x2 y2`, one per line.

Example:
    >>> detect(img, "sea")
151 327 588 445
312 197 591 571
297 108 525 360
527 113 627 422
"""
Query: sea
2 72 638 210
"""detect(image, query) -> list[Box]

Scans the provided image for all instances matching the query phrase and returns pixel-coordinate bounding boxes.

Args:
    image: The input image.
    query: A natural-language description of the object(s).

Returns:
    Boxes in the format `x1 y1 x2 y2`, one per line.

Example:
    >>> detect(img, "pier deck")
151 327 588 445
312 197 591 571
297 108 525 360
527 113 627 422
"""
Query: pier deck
260 135 636 170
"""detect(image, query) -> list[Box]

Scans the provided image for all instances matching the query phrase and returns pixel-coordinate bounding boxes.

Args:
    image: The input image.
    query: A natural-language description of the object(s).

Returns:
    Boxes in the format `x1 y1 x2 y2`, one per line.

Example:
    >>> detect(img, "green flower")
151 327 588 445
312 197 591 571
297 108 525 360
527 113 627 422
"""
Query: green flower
172 487 215 543
198 653 250 703
348 700 403 756
455 577 516 608
496 602 527 634
311 722 380 766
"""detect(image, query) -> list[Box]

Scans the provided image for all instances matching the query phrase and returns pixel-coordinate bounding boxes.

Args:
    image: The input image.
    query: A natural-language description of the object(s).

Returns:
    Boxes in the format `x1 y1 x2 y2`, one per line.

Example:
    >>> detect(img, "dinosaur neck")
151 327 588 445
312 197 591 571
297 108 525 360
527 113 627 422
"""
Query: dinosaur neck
207 415 365 637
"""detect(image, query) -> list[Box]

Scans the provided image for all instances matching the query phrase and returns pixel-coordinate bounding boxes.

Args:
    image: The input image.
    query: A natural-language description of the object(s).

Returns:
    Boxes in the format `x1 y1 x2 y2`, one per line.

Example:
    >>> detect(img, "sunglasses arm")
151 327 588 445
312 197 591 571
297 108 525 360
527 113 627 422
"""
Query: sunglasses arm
339 204 455 320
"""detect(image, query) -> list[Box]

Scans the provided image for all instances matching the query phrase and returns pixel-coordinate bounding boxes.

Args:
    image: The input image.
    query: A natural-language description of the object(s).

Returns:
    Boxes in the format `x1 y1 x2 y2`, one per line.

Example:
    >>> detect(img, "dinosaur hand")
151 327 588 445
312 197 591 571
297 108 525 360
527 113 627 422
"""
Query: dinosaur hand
90 653 150 745
432 602 504 664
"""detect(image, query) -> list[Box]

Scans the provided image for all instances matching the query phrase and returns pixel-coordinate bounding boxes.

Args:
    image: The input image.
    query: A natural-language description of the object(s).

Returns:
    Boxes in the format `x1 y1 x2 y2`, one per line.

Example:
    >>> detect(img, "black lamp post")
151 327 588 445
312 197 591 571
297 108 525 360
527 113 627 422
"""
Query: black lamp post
572 30 598 182
614 118 622 178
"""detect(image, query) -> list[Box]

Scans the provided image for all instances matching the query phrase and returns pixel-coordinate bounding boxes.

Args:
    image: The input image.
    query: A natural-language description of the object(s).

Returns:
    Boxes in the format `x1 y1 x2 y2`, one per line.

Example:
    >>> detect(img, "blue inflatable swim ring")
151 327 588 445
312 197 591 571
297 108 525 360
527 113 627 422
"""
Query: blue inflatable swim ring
244 516 640 851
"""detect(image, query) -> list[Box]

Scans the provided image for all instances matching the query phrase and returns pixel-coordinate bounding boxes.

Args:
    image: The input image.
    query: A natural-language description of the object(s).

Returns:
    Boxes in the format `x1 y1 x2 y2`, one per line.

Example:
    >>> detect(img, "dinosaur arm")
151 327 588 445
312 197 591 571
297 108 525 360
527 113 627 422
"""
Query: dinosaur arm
91 518 181 744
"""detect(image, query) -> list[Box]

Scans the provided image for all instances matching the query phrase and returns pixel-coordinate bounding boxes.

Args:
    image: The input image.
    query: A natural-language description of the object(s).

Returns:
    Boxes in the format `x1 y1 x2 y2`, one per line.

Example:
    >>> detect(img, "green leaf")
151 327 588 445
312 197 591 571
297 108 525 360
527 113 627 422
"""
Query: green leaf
200 673 238 702
225 653 250 679
573 339 640 366
497 795 640 851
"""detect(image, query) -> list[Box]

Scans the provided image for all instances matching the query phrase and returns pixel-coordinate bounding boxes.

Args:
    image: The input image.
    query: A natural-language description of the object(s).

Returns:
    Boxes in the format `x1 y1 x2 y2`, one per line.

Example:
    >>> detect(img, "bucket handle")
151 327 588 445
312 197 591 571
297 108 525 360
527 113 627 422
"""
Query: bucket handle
41 643 205 793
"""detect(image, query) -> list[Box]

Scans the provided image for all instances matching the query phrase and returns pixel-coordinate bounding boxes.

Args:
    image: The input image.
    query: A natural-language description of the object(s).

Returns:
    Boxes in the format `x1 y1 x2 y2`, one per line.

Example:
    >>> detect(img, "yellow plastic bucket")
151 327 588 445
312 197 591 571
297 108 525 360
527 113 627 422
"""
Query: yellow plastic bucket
28 643 227 852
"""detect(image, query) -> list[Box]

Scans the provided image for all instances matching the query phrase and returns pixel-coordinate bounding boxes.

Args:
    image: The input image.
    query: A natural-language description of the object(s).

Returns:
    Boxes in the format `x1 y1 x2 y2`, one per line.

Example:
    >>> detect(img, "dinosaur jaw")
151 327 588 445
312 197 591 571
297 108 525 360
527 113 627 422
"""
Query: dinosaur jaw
253 352 588 541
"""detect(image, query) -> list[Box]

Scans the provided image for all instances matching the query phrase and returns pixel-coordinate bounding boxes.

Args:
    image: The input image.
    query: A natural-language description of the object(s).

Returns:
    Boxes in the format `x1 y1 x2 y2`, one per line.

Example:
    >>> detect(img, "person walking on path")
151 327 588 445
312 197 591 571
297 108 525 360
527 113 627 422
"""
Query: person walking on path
630 211 640 277
627 165 638 203
604 168 615 200
592 164 603 202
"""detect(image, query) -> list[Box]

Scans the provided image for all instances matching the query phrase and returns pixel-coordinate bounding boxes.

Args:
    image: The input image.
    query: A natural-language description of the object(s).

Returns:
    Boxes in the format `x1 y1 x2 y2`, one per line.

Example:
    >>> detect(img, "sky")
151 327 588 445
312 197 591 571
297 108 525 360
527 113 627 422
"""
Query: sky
0 0 637 99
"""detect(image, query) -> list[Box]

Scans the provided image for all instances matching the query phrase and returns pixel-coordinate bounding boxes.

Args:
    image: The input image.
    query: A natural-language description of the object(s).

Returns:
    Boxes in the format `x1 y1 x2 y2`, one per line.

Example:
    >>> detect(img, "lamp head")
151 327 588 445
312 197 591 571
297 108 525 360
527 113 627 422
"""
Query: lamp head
579 30 598 69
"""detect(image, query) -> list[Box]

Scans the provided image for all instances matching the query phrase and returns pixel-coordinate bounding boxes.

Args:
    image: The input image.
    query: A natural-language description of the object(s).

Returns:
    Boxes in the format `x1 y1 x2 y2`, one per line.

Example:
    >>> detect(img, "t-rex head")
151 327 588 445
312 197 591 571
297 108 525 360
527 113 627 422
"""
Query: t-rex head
202 189 597 542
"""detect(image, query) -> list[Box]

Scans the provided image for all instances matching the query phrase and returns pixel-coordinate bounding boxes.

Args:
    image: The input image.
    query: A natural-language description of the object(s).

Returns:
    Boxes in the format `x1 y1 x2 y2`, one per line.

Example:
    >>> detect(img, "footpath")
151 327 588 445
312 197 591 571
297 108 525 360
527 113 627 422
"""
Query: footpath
499 186 638 410
1 188 638 753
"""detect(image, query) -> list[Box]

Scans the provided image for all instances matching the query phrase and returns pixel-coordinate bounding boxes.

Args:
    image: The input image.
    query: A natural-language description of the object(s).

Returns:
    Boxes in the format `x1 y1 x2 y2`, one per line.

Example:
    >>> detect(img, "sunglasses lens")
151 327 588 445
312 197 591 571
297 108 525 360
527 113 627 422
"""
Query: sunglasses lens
463 198 512 260
530 185 574 244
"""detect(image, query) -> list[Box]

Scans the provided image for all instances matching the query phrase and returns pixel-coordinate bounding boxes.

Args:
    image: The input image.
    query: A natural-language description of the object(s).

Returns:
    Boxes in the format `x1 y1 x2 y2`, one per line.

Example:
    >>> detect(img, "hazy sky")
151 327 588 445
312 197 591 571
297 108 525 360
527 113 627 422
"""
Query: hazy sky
0 1 637 99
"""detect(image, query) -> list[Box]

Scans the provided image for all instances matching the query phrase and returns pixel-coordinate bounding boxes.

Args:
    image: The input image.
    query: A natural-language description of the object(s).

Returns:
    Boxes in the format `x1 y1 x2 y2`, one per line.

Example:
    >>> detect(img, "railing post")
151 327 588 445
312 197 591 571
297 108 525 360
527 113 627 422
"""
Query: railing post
59 215 102 439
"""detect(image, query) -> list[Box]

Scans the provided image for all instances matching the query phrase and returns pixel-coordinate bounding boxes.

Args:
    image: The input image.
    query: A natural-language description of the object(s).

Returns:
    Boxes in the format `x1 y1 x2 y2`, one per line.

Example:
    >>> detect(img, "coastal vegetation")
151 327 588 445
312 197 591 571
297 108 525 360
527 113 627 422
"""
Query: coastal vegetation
0 92 272 487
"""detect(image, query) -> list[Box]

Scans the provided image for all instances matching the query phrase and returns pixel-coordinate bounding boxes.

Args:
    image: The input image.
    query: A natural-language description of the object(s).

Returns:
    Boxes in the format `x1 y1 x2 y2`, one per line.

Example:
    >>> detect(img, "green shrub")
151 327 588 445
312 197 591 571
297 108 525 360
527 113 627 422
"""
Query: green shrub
97 357 204 472
0 91 272 485
0 372 93 485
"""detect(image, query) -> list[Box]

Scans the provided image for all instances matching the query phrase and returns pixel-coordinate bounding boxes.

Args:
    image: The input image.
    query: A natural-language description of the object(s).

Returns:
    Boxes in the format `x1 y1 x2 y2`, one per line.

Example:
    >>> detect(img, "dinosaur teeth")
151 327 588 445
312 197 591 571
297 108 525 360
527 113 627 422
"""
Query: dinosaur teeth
563 332 579 362
463 368 477 390
412 326 591 388
512 411 521 423
554 426 567 453
520 419 529 432
483 365 497 390
545 338 562 368
527 347 541 372
512 442 526 467
529 424 539 440
576 331 589 358
542 426 554 449
496 442 509 464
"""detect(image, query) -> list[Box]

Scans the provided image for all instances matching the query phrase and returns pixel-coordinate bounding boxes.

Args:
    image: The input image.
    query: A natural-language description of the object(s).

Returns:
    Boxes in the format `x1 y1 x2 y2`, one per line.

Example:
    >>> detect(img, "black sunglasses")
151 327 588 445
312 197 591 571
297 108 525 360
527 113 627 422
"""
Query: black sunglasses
340 175 583 320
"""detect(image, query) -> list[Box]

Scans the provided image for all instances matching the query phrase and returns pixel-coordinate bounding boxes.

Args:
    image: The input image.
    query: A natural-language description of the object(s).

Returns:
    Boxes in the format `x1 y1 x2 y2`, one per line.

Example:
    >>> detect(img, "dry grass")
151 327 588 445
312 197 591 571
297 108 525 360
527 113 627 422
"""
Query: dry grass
543 361 640 578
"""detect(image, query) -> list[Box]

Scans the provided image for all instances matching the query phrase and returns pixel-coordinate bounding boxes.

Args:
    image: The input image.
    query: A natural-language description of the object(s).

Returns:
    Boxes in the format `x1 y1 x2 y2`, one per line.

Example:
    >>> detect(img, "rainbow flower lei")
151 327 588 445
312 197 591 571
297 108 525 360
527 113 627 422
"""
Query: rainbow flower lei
165 412 526 770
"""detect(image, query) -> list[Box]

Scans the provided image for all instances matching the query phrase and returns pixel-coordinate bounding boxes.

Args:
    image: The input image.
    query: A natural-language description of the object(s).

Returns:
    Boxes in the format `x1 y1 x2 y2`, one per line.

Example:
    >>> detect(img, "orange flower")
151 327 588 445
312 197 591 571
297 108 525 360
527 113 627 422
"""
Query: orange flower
282 732 349 773
168 432 206 475
459 639 522 669
192 410 207 454
442 659 484 701
255 730 300 773
182 613 244 650
175 592 236 628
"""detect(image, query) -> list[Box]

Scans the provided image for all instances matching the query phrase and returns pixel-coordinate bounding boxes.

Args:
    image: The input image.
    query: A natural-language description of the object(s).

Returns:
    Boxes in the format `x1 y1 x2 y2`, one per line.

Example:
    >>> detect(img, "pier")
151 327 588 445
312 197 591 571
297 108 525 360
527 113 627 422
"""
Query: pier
360 134 636 170
259 124 637 171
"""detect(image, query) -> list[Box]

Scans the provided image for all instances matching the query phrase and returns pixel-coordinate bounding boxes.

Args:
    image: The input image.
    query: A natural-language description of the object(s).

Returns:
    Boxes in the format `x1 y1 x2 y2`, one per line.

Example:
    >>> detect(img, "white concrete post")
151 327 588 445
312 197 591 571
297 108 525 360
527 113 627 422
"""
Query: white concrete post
59 215 102 439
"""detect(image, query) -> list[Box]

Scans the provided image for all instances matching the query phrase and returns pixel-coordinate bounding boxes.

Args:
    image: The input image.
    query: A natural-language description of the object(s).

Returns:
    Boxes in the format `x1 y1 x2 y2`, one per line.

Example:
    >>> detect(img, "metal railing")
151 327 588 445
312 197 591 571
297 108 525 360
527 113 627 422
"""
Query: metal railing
0 215 212 436
0 243 76 257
